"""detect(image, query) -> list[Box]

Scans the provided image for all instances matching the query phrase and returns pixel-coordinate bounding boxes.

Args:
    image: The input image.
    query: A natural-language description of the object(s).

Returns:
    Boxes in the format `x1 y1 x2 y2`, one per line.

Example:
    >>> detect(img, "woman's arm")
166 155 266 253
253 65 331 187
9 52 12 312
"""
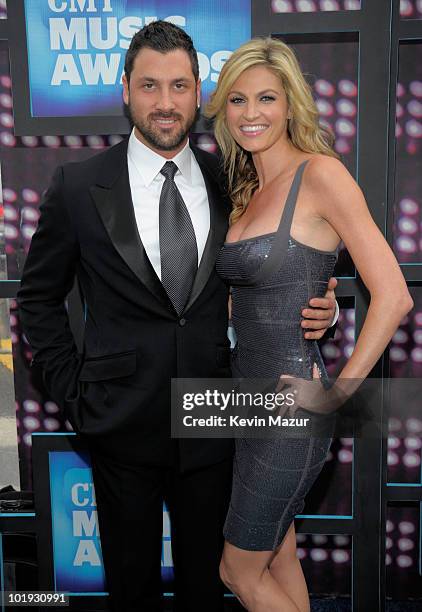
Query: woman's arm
307 156 413 396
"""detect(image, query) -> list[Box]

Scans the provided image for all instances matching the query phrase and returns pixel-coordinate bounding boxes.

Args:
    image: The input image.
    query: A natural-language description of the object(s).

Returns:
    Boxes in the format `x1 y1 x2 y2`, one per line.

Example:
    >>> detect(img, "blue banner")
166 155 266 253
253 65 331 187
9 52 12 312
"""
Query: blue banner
24 0 251 117
49 450 174 594
49 451 107 592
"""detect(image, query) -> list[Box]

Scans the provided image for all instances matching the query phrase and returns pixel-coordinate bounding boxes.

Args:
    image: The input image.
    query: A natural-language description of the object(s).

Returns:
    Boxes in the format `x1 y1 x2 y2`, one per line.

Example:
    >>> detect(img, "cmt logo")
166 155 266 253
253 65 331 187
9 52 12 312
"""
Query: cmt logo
48 0 113 11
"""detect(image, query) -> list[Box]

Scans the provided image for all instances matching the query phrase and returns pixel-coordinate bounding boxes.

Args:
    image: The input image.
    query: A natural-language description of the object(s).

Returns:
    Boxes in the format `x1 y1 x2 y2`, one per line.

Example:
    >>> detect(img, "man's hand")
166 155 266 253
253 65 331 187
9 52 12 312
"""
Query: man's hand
301 277 337 340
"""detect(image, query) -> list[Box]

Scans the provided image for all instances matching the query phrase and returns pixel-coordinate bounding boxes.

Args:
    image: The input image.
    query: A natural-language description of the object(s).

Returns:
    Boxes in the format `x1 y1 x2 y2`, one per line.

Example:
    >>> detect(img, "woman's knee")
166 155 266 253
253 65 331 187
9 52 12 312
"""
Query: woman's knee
219 555 239 589
220 564 278 610
219 555 255 601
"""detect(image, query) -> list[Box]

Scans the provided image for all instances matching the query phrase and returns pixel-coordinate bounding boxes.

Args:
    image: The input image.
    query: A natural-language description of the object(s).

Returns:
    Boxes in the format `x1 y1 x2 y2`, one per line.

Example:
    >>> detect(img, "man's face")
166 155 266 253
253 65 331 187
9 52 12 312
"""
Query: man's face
123 48 201 158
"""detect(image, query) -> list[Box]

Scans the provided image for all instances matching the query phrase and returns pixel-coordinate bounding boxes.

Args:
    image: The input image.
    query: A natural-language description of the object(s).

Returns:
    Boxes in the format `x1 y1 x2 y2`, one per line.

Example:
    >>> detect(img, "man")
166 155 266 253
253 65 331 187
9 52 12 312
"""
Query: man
17 21 337 612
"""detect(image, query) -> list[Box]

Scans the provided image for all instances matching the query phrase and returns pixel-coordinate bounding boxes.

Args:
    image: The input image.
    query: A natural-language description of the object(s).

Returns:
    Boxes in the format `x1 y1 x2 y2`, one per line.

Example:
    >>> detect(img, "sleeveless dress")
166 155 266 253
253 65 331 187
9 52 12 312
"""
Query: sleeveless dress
215 160 338 551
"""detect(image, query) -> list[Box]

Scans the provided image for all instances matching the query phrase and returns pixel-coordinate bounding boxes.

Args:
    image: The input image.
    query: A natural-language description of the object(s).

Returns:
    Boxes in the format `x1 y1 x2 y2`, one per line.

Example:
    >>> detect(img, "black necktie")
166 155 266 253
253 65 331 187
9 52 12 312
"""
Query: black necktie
159 161 198 315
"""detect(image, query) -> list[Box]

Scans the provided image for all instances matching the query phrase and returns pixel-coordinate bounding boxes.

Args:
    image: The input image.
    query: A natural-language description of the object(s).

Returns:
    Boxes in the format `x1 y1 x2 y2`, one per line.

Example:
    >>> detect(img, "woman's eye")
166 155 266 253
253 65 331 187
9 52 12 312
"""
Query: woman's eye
229 97 244 104
261 95 275 102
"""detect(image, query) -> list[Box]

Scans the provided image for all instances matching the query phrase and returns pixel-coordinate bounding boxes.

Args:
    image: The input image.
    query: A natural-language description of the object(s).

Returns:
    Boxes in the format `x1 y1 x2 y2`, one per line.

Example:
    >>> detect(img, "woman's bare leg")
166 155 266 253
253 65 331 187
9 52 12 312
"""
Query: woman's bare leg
268 522 310 612
219 539 302 612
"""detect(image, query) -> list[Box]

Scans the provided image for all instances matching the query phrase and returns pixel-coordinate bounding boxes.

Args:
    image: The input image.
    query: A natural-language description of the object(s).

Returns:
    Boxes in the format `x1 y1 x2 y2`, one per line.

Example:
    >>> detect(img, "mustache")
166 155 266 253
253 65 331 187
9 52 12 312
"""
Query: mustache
148 113 183 121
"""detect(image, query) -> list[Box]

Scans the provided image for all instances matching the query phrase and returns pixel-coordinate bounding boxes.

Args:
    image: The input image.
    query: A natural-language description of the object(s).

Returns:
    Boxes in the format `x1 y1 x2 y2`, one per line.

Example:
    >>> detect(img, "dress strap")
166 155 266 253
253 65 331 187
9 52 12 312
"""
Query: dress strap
234 160 309 287
274 160 308 241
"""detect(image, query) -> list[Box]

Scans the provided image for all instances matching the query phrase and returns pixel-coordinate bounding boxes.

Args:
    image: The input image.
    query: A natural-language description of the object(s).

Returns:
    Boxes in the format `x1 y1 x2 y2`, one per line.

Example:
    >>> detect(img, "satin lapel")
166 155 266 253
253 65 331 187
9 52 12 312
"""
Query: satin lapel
89 146 170 307
184 154 229 313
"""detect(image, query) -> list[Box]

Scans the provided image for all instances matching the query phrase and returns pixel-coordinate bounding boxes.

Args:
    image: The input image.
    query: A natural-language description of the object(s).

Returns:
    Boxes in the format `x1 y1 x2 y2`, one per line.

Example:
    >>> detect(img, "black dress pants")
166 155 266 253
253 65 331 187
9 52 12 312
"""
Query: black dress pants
90 443 233 612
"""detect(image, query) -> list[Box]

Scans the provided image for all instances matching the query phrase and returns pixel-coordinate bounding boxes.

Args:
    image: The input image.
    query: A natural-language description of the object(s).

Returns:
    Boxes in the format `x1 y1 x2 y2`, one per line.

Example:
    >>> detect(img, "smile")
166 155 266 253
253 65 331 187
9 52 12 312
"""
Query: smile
239 125 268 135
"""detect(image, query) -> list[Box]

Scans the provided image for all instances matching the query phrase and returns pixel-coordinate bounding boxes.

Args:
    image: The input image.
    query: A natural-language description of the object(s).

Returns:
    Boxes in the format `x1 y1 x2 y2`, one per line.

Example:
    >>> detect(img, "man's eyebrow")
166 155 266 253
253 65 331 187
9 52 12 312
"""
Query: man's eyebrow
137 76 193 83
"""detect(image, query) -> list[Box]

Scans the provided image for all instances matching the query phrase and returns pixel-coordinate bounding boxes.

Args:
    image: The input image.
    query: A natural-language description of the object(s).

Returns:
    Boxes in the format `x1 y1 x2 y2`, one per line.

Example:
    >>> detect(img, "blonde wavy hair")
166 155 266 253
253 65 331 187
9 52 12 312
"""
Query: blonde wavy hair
205 37 338 224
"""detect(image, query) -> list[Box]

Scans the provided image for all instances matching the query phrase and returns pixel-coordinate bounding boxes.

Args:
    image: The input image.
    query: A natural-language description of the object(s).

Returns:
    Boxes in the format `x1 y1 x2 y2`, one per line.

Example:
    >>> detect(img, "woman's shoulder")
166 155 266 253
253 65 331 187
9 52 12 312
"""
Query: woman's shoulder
304 153 346 178
300 154 364 219
302 154 355 195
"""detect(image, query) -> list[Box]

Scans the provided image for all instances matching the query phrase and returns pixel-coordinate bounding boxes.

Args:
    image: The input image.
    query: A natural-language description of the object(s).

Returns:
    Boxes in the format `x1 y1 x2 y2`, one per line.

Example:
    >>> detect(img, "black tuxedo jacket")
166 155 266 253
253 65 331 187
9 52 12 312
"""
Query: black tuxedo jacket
17 138 234 472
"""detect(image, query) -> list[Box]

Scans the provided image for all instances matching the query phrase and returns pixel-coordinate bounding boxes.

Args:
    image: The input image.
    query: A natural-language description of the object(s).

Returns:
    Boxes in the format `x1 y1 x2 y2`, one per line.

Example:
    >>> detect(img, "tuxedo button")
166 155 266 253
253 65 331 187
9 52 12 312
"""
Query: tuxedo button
179 318 187 326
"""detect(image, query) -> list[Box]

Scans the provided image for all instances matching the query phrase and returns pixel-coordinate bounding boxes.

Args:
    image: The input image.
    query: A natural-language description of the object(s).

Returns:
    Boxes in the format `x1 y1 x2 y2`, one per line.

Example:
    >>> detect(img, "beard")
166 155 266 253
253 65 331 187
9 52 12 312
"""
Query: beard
127 102 198 152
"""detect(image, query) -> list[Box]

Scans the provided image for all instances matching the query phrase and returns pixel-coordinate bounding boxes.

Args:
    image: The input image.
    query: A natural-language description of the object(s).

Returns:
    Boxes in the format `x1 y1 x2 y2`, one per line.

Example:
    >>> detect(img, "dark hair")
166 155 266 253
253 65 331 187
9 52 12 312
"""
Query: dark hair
124 20 199 83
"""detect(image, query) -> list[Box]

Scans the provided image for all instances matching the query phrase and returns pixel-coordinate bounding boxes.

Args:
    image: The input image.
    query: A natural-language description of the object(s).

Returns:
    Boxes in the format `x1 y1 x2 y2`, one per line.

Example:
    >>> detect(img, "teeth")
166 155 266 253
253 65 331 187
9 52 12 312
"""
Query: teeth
240 125 267 132
156 119 176 124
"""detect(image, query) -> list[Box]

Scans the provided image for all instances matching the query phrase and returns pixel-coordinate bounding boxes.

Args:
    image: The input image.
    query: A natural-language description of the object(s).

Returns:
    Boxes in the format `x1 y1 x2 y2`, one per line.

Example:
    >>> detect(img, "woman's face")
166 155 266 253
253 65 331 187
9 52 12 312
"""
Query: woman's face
225 65 290 154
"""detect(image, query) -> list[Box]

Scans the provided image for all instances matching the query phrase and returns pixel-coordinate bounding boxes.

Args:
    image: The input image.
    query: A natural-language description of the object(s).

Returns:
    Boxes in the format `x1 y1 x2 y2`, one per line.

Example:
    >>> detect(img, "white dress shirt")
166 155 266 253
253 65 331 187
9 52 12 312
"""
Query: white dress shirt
127 129 210 280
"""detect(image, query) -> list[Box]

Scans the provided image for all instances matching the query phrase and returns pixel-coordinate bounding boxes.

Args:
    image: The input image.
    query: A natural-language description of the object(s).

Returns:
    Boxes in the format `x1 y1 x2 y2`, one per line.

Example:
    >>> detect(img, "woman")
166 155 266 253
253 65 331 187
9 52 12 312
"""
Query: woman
206 38 413 612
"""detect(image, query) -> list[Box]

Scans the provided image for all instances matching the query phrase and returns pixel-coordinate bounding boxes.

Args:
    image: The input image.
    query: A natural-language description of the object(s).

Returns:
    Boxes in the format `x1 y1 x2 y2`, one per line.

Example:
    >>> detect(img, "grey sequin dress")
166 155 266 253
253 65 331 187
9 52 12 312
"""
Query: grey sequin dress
215 161 338 551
